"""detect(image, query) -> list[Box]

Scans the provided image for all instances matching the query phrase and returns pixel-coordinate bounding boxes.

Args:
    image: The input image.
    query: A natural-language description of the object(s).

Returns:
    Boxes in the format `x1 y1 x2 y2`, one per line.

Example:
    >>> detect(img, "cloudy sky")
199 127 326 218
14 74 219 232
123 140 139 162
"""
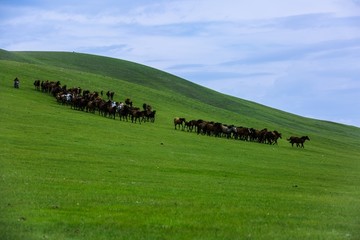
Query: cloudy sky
1 0 360 127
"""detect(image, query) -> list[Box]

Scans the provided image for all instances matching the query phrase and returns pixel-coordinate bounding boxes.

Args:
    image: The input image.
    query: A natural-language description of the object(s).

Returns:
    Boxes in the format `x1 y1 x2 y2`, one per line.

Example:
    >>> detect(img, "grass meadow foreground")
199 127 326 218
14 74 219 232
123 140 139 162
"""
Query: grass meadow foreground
1 51 360 239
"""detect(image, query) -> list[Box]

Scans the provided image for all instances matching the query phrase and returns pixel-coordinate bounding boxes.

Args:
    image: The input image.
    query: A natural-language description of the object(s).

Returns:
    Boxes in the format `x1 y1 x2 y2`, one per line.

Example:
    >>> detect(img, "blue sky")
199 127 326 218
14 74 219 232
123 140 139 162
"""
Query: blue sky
1 0 360 127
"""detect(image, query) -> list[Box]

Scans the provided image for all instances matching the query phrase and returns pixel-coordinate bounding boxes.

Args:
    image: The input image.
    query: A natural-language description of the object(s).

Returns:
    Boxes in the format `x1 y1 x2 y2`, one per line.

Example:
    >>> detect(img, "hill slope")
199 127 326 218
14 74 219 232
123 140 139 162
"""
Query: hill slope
0 50 359 239
3 50 360 140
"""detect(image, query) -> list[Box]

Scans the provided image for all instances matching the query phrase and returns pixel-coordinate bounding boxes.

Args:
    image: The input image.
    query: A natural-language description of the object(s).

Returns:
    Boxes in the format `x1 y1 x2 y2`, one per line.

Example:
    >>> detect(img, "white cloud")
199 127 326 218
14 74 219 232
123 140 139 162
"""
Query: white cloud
118 0 359 26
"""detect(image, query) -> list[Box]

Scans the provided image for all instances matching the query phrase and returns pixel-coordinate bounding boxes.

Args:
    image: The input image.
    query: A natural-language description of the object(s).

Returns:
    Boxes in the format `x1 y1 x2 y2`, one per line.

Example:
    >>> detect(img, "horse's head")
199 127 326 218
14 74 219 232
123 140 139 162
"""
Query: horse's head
274 131 282 138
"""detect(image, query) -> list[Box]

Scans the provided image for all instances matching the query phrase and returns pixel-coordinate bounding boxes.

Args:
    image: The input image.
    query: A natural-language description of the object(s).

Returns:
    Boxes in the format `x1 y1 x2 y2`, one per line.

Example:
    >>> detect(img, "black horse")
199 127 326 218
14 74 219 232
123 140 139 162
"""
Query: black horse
14 77 20 88
125 98 133 107
287 136 310 148
33 80 41 90
106 91 115 100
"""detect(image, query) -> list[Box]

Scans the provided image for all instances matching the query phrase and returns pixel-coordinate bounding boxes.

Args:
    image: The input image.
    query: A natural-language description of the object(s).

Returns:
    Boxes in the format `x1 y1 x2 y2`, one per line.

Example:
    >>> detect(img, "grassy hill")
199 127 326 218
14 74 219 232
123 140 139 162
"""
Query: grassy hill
0 50 359 239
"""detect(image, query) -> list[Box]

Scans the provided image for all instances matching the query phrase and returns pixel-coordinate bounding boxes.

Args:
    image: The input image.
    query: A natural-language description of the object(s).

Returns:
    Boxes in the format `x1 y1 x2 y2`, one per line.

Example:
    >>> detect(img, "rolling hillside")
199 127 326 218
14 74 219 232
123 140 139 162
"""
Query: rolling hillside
1 50 359 239
1 50 359 131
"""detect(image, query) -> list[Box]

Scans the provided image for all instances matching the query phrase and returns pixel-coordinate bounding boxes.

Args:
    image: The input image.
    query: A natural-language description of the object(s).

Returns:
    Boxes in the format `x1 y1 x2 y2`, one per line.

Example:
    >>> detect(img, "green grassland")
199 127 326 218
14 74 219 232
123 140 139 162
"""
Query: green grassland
0 50 359 239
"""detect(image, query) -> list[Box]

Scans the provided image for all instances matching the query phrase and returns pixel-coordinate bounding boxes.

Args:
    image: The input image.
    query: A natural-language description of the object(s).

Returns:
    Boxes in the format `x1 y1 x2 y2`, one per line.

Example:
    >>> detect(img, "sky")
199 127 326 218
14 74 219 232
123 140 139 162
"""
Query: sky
1 0 360 127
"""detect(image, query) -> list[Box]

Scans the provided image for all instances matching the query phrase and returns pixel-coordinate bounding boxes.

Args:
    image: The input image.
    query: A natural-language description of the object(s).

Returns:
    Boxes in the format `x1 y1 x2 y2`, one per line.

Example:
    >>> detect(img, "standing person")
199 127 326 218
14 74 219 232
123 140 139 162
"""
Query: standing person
14 77 20 88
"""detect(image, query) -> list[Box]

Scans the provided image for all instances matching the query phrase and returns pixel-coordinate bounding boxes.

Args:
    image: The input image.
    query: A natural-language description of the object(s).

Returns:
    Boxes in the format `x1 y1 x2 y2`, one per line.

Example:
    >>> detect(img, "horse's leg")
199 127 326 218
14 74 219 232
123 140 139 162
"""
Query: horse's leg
227 132 231 139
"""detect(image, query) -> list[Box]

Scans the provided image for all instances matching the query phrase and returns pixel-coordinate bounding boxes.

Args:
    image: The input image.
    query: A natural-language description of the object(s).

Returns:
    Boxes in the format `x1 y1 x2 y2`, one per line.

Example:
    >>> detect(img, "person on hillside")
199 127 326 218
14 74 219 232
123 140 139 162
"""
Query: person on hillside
14 77 20 88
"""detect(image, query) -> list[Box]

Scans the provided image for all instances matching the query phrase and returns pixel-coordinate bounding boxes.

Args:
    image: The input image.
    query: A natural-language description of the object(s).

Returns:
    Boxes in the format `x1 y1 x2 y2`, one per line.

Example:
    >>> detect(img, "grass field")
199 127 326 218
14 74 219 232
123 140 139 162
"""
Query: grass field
1 50 360 239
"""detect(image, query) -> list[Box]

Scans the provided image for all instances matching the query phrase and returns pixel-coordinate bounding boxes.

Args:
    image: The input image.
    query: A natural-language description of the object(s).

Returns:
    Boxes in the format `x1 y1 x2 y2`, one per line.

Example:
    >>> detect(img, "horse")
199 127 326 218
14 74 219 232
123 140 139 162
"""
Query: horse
148 110 156 122
131 109 145 124
265 130 282 145
106 91 115 100
107 102 117 119
287 136 310 148
174 117 186 130
143 103 152 111
204 122 216 136
220 124 237 139
236 127 251 141
184 120 194 132
213 122 223 137
256 128 268 143
125 98 133 107
97 100 110 116
143 110 156 122
118 104 130 121
33 80 40 90
196 120 208 135
86 100 97 113
57 92 73 105
71 95 83 110
14 77 20 88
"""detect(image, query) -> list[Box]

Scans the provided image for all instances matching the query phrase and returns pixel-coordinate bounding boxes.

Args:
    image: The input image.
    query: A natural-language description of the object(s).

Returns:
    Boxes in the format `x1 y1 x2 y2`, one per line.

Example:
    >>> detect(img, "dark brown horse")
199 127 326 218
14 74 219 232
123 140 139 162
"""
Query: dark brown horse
236 127 251 141
143 110 156 122
197 120 208 135
174 117 186 130
287 136 310 148
131 109 145 124
86 100 97 113
265 130 282 145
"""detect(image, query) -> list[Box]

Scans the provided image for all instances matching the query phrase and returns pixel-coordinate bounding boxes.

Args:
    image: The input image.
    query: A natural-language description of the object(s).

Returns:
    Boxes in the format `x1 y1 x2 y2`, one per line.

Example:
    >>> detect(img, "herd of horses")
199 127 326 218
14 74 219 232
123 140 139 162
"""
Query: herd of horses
32 79 310 148
33 80 156 123
174 117 310 148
